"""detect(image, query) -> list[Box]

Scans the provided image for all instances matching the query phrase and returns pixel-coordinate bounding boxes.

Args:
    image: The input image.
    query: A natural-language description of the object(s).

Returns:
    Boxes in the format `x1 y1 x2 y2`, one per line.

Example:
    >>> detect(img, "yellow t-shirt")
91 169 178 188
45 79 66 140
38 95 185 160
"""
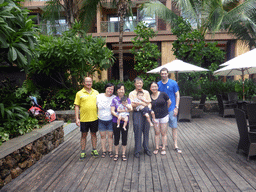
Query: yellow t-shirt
74 88 99 122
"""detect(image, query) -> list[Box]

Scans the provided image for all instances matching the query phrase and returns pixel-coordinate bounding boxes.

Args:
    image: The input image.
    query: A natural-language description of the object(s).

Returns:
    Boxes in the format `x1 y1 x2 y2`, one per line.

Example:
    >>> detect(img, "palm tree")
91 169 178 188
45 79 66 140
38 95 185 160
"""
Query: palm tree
144 0 256 48
43 0 80 28
116 0 129 81
80 0 131 81
45 0 130 81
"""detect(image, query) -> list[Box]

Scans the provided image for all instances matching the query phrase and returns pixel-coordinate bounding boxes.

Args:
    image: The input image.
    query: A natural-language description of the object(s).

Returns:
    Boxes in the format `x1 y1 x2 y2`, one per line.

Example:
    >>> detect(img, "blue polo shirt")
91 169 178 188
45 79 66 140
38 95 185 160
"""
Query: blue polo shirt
158 79 179 111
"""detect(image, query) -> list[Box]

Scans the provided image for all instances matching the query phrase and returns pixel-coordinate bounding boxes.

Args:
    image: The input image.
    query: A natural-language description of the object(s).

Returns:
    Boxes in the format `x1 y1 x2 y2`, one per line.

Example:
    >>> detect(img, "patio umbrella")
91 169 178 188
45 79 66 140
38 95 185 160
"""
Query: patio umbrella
147 59 209 81
219 48 256 67
213 50 256 100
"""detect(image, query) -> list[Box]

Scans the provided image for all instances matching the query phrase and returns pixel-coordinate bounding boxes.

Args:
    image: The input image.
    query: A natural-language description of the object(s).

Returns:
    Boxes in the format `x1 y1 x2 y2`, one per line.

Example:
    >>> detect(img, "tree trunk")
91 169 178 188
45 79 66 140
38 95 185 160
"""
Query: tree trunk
117 0 128 82
63 0 74 28
119 15 124 81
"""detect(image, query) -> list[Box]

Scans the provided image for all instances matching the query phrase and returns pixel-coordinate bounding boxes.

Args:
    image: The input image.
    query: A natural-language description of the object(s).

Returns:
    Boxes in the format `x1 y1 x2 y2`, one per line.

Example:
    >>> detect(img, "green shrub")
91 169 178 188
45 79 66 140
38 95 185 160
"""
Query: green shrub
42 88 77 110
131 22 161 81
0 78 42 145
235 79 256 100
201 79 236 99
178 73 202 100
92 79 153 96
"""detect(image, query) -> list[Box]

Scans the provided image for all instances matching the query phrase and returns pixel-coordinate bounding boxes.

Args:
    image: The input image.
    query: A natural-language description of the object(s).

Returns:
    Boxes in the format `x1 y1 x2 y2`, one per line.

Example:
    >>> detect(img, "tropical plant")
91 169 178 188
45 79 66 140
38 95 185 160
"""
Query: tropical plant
42 88 77 110
235 79 256 100
30 31 114 88
171 17 225 69
165 16 225 99
77 0 133 81
41 0 133 81
0 78 43 145
0 0 37 71
131 22 161 81
42 0 79 28
144 0 256 48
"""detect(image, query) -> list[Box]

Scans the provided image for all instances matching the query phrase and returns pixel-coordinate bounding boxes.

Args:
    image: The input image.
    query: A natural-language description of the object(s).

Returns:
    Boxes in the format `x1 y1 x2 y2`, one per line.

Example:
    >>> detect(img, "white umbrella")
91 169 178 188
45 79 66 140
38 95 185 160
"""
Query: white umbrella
219 48 256 66
147 59 209 80
214 50 256 100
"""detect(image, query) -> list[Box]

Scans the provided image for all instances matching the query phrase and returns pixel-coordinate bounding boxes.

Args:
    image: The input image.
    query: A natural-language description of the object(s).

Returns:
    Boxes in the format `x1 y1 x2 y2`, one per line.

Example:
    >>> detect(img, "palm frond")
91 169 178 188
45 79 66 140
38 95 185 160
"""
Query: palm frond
143 1 179 28
175 0 201 25
79 0 101 32
42 0 63 24
222 0 256 47
201 0 225 34
228 14 256 48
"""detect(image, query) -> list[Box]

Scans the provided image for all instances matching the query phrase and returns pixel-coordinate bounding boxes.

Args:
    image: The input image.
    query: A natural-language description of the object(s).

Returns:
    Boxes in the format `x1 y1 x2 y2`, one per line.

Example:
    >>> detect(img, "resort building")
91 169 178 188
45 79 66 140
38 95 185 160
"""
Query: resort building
22 0 251 81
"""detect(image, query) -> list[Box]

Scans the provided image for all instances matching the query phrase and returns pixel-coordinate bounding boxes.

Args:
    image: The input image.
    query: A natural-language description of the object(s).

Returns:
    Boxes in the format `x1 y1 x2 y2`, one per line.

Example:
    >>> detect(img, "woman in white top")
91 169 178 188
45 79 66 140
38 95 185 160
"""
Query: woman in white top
97 83 116 158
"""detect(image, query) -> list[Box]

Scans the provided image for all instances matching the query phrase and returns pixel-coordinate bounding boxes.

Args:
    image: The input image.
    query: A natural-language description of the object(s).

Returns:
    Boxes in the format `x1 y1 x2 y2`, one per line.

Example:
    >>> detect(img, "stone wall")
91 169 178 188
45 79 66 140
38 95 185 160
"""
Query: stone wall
55 110 76 123
0 121 64 189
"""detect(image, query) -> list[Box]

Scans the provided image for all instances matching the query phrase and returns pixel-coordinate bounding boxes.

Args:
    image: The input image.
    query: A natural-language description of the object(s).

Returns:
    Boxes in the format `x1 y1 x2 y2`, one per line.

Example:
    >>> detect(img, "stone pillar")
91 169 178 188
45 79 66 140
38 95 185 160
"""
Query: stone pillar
97 4 102 33
165 0 172 31
101 70 108 81
161 41 176 80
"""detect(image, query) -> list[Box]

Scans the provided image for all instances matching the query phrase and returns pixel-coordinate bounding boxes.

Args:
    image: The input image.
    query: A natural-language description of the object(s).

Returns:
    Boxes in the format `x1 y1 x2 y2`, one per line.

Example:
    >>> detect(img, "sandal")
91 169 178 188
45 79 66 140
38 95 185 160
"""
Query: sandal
108 151 114 158
161 149 166 155
114 154 119 161
174 148 182 154
122 154 127 161
101 152 107 158
153 149 159 155
159 144 168 149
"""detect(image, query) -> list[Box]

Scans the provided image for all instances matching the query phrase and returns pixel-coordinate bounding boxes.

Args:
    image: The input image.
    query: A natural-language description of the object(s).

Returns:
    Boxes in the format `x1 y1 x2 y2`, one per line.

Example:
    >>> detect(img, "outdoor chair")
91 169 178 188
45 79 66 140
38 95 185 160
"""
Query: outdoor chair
227 92 238 108
216 94 235 117
178 96 193 122
221 93 229 104
234 108 256 161
192 94 206 118
246 103 256 132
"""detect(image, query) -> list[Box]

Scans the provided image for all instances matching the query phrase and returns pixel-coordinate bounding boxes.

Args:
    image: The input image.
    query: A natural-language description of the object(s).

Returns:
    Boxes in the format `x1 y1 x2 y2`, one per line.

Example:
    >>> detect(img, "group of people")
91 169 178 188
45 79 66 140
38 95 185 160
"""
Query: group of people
74 67 182 162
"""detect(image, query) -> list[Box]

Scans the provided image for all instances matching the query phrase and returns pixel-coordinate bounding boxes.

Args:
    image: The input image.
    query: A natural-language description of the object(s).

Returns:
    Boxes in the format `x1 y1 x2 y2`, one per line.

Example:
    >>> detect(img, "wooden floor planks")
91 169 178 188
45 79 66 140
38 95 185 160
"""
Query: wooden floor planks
1 113 256 192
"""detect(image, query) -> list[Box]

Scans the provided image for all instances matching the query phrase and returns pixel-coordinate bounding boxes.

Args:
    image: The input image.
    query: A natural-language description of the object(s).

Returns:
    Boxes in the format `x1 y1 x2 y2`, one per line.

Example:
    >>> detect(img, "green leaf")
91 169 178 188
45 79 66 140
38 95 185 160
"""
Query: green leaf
13 43 31 55
8 46 17 61
0 34 8 48
0 103 4 118
16 48 28 66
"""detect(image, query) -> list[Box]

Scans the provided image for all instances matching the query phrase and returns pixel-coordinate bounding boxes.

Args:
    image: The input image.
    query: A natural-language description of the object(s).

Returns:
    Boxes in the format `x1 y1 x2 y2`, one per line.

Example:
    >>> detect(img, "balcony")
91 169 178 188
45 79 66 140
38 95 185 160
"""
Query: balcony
100 19 158 33
39 23 69 35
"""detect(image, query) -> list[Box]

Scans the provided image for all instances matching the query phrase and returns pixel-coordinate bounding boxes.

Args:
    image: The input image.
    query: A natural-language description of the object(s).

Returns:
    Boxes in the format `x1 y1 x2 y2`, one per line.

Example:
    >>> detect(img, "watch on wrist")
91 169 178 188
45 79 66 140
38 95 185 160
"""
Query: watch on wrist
175 106 179 109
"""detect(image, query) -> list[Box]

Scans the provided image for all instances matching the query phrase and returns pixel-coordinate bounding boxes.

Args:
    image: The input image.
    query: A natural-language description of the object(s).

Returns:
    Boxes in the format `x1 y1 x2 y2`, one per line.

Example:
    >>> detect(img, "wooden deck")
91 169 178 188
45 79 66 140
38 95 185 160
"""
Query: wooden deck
1 113 256 192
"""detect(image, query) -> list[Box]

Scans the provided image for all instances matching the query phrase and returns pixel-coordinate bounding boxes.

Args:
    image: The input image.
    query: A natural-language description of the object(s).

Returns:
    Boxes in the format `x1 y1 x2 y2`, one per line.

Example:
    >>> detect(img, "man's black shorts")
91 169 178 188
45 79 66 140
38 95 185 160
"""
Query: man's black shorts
80 120 98 133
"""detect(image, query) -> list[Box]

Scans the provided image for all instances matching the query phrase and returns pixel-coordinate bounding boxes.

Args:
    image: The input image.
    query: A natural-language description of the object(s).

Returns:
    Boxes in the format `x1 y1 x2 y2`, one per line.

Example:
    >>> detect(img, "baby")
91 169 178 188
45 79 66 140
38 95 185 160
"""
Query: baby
117 96 132 131
134 91 155 126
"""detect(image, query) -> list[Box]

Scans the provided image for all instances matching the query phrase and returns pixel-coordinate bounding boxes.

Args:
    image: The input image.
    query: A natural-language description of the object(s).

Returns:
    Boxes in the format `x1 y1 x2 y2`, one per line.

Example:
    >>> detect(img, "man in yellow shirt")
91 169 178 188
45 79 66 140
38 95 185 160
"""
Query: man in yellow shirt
74 77 99 160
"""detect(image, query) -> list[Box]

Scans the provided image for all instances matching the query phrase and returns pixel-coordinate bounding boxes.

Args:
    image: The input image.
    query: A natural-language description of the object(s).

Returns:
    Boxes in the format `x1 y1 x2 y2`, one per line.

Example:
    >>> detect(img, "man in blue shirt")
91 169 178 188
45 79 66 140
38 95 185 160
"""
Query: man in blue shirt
158 67 182 153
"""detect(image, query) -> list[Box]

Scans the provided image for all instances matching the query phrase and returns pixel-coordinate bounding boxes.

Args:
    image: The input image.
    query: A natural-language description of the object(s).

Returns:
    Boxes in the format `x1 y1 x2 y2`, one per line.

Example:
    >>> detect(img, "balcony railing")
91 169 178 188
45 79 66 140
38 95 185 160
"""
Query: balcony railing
38 23 69 35
100 19 157 33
